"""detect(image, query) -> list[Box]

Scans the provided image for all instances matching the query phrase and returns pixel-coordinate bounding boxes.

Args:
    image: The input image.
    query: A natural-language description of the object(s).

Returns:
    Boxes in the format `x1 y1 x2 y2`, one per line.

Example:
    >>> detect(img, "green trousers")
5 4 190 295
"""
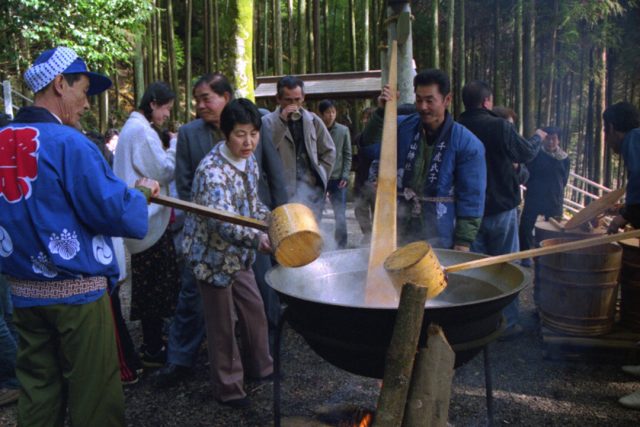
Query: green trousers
13 292 124 427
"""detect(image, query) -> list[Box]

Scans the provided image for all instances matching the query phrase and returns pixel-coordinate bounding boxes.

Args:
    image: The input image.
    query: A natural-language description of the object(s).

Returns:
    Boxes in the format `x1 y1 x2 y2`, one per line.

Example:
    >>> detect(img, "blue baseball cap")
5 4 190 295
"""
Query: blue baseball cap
24 47 112 96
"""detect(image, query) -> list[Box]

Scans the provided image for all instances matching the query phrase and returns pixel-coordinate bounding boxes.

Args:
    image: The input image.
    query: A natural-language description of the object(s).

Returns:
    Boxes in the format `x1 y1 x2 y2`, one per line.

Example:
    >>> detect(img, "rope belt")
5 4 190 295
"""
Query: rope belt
8 276 107 299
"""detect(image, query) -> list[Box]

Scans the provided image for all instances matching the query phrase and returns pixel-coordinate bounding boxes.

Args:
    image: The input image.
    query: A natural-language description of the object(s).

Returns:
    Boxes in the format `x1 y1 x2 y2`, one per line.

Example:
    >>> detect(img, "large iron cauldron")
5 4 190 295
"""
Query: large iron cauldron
266 248 530 378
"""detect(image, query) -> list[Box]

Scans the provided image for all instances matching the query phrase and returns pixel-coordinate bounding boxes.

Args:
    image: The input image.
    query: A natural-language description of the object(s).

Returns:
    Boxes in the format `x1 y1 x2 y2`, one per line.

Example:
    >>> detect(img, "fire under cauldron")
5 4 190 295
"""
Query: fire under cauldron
267 247 530 379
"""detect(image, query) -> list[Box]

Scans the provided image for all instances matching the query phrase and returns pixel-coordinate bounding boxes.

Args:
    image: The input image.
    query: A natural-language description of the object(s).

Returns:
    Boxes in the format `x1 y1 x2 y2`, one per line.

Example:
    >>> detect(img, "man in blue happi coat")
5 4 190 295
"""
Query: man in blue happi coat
361 69 487 250
0 46 159 426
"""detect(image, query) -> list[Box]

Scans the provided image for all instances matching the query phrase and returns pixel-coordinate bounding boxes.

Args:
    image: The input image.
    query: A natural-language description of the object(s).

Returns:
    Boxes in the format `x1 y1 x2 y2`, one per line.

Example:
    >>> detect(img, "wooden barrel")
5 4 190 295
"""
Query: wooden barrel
537 237 622 336
533 219 604 246
532 220 605 307
619 238 640 331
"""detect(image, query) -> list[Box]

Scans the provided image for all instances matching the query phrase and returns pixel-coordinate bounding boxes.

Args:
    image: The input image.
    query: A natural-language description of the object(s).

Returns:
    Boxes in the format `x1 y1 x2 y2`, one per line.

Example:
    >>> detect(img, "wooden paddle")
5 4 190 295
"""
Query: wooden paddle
365 40 398 304
444 228 640 274
151 194 268 231
563 187 625 230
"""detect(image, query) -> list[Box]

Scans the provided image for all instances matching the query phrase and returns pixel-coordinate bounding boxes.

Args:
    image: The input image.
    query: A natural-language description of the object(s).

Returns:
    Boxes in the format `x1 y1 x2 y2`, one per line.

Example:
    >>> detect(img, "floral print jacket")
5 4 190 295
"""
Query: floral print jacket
183 143 270 287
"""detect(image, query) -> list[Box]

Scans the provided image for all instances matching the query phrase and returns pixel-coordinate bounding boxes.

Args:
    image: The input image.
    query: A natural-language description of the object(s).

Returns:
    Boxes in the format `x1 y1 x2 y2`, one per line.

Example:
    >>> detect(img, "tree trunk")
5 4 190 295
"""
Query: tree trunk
429 0 440 69
323 0 330 71
204 0 210 72
585 47 595 181
536 37 544 127
274 0 283 74
363 0 371 71
313 0 321 72
545 0 558 125
444 0 454 85
165 0 179 121
514 0 523 133
298 0 307 74
213 0 220 69
349 0 357 70
384 3 414 106
454 0 465 117
184 0 193 122
155 5 163 81
134 33 145 106
492 0 500 105
208 0 216 72
230 0 255 99
523 0 536 136
288 0 295 73
595 47 606 187
263 0 269 74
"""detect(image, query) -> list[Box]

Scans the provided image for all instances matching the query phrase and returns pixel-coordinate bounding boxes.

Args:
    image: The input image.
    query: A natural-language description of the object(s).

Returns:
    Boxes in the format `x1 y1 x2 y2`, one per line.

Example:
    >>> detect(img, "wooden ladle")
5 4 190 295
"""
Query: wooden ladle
384 228 640 298
151 195 323 268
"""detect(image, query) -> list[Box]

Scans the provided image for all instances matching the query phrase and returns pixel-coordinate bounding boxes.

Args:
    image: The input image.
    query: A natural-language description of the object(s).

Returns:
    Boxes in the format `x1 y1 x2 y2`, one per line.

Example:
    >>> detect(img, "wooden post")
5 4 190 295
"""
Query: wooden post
402 325 455 427
374 283 427 427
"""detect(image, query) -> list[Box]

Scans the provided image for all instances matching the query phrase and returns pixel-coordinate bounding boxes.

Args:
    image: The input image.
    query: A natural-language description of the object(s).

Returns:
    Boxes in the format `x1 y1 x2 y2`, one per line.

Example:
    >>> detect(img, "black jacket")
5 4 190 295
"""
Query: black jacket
458 108 541 215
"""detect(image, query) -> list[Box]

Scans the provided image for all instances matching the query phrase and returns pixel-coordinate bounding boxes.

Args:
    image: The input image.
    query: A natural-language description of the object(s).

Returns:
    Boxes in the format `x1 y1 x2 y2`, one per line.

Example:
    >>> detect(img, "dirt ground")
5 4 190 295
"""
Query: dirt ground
2 205 640 426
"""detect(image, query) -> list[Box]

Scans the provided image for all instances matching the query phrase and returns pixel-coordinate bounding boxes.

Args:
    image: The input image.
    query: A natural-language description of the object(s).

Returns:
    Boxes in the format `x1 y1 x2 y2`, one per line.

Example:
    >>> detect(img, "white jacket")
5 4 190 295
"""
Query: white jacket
113 111 176 254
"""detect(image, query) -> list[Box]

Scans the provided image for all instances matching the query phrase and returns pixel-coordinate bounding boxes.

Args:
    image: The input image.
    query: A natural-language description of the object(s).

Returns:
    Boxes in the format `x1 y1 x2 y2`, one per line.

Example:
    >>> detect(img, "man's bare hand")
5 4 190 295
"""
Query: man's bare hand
338 179 348 189
279 104 300 122
607 214 628 234
377 84 398 109
134 177 160 198
534 129 548 140
453 244 470 252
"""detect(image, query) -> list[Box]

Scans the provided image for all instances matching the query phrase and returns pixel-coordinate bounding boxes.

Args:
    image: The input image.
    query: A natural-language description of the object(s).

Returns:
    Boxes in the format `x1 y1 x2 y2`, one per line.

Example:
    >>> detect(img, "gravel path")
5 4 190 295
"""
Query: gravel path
2 204 640 426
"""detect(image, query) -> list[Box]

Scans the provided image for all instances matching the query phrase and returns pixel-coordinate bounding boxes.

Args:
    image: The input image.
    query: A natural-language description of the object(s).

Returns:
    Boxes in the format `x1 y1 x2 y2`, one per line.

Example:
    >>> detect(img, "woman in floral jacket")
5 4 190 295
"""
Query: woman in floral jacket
182 99 273 408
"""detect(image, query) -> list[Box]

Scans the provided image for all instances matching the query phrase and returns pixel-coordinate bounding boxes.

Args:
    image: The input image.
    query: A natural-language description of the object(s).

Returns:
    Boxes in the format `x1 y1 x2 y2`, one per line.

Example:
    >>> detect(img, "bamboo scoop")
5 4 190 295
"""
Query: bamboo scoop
384 228 640 298
365 40 399 304
151 195 322 268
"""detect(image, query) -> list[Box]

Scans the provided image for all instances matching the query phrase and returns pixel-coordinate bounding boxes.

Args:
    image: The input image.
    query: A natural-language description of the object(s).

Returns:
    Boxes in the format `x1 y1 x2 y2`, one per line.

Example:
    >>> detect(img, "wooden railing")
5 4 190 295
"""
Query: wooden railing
563 171 615 216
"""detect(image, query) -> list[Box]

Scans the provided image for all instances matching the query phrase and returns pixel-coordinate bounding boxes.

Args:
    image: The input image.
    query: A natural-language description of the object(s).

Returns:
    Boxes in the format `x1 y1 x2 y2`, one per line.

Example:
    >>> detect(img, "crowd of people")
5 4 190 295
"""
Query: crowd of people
1 44 639 427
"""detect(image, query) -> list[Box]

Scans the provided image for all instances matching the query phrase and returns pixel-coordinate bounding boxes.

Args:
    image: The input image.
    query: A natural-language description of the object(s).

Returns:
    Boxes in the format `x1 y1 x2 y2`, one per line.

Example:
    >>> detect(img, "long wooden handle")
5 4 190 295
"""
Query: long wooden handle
444 228 640 274
151 194 269 231
365 40 398 304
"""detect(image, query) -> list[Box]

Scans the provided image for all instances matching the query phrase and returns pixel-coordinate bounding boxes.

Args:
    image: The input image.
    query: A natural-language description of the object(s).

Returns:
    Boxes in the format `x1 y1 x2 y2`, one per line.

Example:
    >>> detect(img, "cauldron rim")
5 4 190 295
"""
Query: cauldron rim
266 247 531 310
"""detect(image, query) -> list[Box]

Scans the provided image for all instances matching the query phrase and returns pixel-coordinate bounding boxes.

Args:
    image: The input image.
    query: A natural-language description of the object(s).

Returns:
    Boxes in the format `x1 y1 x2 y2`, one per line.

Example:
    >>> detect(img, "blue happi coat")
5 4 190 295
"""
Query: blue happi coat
0 106 148 308
361 112 486 248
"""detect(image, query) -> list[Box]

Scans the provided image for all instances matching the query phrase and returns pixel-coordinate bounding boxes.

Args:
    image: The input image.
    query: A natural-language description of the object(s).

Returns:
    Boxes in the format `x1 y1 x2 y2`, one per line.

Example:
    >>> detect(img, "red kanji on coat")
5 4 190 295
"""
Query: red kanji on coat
0 127 40 203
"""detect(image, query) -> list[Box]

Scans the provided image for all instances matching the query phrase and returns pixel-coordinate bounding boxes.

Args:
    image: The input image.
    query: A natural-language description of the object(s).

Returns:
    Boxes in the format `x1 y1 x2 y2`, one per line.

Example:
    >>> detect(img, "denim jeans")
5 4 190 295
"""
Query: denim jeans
166 265 205 368
471 208 521 328
0 275 19 389
326 179 348 249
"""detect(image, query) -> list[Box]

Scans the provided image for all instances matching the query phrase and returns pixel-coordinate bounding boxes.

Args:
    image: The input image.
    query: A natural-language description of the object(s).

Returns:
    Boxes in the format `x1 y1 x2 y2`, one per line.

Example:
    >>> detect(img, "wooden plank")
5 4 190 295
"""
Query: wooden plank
563 187 625 230
541 325 640 364
402 325 455 427
365 41 398 304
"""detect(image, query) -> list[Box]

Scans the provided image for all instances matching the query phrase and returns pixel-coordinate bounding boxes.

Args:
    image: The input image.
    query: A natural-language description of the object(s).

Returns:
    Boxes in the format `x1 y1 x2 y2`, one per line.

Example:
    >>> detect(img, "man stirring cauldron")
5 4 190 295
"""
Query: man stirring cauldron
360 68 487 251
0 46 159 426
603 101 640 410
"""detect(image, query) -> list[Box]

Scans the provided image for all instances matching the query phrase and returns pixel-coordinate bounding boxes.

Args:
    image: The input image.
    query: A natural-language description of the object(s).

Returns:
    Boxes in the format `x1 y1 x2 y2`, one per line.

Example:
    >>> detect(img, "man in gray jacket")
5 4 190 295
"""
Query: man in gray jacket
319 99 352 248
260 76 336 220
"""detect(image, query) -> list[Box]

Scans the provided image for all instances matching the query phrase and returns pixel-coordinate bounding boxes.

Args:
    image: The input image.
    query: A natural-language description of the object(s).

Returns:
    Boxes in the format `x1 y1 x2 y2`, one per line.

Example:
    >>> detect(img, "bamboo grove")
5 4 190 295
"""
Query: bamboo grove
0 0 639 190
